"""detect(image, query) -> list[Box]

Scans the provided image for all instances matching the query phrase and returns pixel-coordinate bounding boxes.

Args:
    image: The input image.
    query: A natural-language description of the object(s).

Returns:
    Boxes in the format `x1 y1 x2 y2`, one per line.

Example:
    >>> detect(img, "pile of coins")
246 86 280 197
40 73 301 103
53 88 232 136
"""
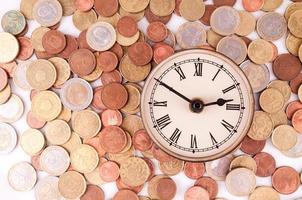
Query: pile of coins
1 0 302 199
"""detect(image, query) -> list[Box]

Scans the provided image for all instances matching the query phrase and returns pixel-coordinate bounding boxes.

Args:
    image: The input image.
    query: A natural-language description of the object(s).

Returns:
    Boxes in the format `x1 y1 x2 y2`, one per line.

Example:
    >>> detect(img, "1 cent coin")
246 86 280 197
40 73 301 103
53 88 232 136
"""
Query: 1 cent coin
272 166 300 194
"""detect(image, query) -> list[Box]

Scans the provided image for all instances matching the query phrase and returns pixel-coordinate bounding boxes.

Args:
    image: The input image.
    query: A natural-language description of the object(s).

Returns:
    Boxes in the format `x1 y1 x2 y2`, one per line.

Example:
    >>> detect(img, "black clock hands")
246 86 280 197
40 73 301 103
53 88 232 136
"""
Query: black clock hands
154 78 192 103
204 98 233 107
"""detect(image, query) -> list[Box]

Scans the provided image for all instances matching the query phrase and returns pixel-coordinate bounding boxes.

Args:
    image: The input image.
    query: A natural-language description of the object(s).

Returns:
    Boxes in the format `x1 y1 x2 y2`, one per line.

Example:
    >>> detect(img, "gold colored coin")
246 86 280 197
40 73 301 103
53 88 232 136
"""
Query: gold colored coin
107 146 135 164
26 59 57 91
31 91 62 122
148 175 168 199
71 110 101 139
62 132 82 153
230 155 257 173
119 54 151 83
248 39 274 65
58 0 75 16
31 27 50 52
84 158 107 185
116 31 140 47
98 13 121 27
268 110 288 128
120 131 132 153
0 84 11 105
268 80 291 103
20 0 38 19
119 7 145 22
121 114 144 136
207 29 223 48
121 84 141 114
81 63 103 82
150 0 175 17
272 125 298 151
72 9 97 31
0 32 19 64
249 186 280 200
20 128 45 156
247 111 274 141
259 88 284 113
49 57 71 87
285 2 302 21
119 0 150 13
120 156 151 187
179 0 205 21
70 144 99 173
58 171 86 199
286 33 302 56
159 159 184 176
235 11 256 36
288 9 302 38
261 0 283 12
45 119 71 145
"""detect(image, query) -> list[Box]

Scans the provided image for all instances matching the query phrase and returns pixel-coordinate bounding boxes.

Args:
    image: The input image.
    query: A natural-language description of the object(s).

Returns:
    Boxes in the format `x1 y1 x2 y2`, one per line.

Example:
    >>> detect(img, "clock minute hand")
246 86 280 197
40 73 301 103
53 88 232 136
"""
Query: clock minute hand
154 78 192 103
204 98 233 107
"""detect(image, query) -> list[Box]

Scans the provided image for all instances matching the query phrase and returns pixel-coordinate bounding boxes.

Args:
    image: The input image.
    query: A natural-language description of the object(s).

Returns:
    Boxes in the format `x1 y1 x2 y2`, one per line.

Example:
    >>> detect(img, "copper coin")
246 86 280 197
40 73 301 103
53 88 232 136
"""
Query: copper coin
99 125 127 153
116 178 144 194
101 109 123 127
99 161 120 182
128 42 153 66
83 137 106 157
153 44 175 64
113 189 139 200
253 152 276 177
200 5 217 26
213 0 236 6
69 48 96 76
133 129 153 152
147 22 168 43
117 16 138 37
31 154 41 171
92 87 106 110
142 157 155 181
242 0 264 12
78 29 94 51
42 30 66 54
272 166 300 194
97 51 118 72
74 0 94 12
156 178 177 200
101 83 128 110
185 186 210 200
151 144 175 162
17 37 34 61
145 6 172 24
0 61 16 78
26 111 46 129
0 68 8 92
194 177 218 199
290 73 302 93
273 53 301 81
100 70 123 85
184 162 205 180
57 35 78 59
240 136 266 155
110 42 124 60
286 101 302 119
292 109 302 132
80 185 105 200
94 0 118 17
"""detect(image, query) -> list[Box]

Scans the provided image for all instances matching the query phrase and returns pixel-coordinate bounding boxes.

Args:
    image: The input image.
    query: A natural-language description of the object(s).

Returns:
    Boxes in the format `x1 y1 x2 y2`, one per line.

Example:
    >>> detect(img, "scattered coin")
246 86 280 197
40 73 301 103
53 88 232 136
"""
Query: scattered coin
101 83 128 110
229 155 257 173
99 125 127 153
0 94 24 123
0 32 19 63
32 0 63 27
288 9 302 38
0 122 17 154
272 125 298 151
185 186 210 200
45 119 71 145
259 88 284 114
34 176 63 200
205 154 234 181
247 111 273 140
273 53 302 81
248 39 274 65
286 33 302 56
249 186 280 200
235 10 256 36
1 10 26 35
58 171 86 199
184 162 205 180
179 0 205 21
20 128 45 156
73 9 97 31
253 152 276 177
195 177 218 199
176 22 207 49
272 166 300 194
101 109 123 127
42 30 66 54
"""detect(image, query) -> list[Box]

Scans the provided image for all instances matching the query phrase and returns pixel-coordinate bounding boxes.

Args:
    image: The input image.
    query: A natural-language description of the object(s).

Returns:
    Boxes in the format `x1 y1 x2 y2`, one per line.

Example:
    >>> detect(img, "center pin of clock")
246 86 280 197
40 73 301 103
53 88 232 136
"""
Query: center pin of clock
190 99 205 113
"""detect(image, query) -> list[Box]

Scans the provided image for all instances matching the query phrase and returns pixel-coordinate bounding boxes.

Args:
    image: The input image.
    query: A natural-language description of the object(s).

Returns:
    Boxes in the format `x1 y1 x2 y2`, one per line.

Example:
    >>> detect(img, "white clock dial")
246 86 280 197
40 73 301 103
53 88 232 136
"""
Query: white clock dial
141 50 254 161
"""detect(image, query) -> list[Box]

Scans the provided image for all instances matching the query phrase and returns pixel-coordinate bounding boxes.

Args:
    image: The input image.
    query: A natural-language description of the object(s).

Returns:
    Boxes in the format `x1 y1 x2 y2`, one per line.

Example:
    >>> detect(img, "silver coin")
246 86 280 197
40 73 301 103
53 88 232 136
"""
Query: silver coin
176 21 206 49
0 122 17 154
0 94 24 123
8 162 37 191
217 35 247 65
240 60 270 93
210 6 240 36
40 145 70 176
205 154 234 181
86 22 116 51
32 0 63 27
13 61 32 91
35 176 64 200
1 10 26 35
60 78 93 111
282 134 302 158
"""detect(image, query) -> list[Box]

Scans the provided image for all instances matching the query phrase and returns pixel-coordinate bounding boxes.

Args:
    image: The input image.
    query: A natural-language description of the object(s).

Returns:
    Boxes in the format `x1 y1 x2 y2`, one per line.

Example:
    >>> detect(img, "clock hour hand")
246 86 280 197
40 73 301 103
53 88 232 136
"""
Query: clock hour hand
154 78 192 103
204 98 233 107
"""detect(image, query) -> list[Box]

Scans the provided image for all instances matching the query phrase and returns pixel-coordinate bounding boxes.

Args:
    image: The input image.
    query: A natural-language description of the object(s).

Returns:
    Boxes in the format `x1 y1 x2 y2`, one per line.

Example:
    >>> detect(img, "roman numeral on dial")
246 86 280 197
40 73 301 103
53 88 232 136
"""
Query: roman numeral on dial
212 69 221 81
155 114 171 130
152 100 168 107
190 134 198 149
222 84 236 94
174 66 186 81
221 120 235 132
210 132 219 148
226 104 240 110
194 63 202 76
170 128 181 144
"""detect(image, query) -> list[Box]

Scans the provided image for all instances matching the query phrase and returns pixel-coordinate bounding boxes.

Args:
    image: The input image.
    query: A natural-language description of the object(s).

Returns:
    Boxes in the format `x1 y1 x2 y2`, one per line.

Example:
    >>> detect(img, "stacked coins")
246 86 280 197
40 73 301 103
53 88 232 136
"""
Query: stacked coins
1 0 302 199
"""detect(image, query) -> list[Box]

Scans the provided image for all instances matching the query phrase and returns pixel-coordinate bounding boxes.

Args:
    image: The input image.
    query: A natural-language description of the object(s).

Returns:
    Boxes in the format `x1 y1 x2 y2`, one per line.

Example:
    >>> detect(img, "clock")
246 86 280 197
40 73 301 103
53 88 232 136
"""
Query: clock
141 49 254 161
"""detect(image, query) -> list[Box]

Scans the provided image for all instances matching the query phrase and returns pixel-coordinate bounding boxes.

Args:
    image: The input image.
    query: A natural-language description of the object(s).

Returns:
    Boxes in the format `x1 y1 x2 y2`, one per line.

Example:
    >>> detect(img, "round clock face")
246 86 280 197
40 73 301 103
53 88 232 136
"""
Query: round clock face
141 49 254 161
